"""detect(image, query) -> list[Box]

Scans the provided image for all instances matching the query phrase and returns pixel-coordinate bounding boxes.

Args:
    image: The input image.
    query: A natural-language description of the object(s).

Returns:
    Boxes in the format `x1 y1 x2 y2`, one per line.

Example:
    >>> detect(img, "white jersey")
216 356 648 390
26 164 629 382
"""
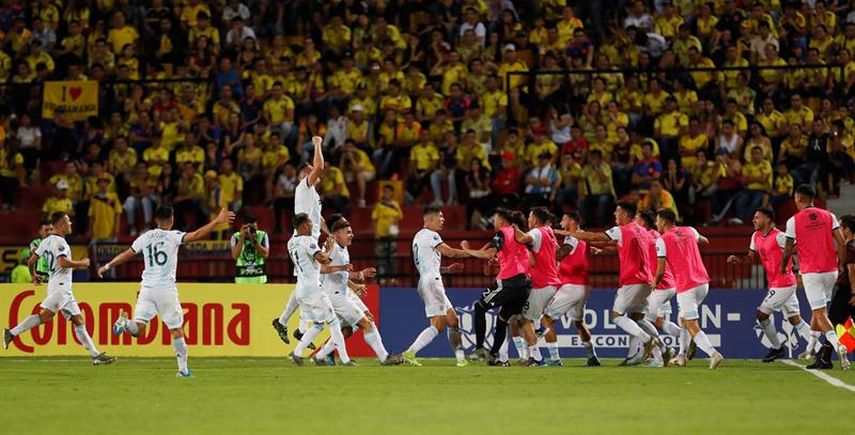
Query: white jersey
412 228 443 278
294 178 322 241
131 228 186 289
288 235 322 290
34 234 73 287
321 242 350 294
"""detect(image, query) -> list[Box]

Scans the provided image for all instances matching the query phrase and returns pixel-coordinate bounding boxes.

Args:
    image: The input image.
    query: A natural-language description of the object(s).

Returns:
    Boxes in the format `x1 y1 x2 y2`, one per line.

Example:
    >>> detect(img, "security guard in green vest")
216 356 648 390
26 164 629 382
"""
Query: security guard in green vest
29 219 53 283
231 215 270 283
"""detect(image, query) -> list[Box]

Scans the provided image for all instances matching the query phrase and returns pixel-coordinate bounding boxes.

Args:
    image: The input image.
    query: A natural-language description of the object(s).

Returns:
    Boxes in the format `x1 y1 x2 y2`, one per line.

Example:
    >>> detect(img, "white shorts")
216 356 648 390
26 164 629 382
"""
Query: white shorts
328 291 365 328
296 286 336 324
348 289 369 313
545 284 587 321
134 286 184 330
676 283 710 320
524 286 557 320
613 284 652 315
758 285 800 316
41 289 81 319
802 271 839 310
418 276 452 318
645 288 676 321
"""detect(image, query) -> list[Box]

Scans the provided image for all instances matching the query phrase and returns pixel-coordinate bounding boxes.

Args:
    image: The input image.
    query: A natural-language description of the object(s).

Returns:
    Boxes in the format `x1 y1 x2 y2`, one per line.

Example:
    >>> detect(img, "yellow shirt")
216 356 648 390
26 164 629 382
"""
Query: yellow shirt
756 110 785 138
774 173 794 196
322 24 351 50
524 141 559 167
410 143 440 171
639 190 678 218
689 57 719 87
784 107 814 128
89 192 122 240
722 112 748 133
319 167 349 198
673 90 698 113
371 200 403 237
264 96 295 125
42 197 73 216
143 147 169 178
581 163 615 196
498 61 529 90
348 97 376 119
0 149 22 177
456 143 491 170
61 34 86 58
107 26 139 53
176 146 205 171
429 120 455 144
655 112 688 138
679 134 708 168
743 160 772 192
180 4 211 28
26 52 54 73
416 95 445 120
482 90 508 119
440 64 468 95
380 95 412 114
178 173 205 199
644 92 670 116
347 120 371 146
332 69 363 95
108 149 137 174
655 15 684 39
48 174 84 200
378 122 397 146
218 172 243 206
189 25 220 48
396 121 421 145
83 174 116 200
343 148 375 174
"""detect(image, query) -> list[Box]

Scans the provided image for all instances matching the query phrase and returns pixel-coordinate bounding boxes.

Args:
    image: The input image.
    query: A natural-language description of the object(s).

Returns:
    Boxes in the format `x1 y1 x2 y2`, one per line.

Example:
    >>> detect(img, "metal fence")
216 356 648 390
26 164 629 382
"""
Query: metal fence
89 238 767 289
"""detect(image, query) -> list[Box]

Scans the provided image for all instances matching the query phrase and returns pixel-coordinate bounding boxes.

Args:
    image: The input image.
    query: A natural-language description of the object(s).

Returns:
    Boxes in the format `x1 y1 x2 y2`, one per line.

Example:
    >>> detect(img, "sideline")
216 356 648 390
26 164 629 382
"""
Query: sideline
780 359 855 393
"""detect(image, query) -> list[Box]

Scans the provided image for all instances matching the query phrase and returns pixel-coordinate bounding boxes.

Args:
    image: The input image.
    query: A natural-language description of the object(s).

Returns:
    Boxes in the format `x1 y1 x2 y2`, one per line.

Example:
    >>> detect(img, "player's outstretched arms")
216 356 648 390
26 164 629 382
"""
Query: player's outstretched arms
321 263 353 274
440 263 465 273
351 267 376 282
437 242 485 259
456 241 496 260
58 256 90 270
307 136 325 185
184 208 236 244
571 229 610 242
98 248 137 278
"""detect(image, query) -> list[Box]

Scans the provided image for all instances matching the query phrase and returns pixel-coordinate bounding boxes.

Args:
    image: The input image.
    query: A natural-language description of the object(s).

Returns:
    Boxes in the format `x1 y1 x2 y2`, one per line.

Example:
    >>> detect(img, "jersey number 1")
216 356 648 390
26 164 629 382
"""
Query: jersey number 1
146 244 168 267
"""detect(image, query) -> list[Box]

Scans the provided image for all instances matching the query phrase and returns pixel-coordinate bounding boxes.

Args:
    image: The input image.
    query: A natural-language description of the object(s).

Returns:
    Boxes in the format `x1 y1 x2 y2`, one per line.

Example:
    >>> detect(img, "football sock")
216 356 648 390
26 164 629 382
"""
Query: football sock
613 316 650 342
546 342 560 361
638 319 663 348
364 326 389 362
74 325 100 357
10 314 41 336
329 319 350 364
172 337 189 373
759 318 781 348
513 336 528 359
626 335 640 358
662 321 682 339
498 331 510 361
693 330 717 357
447 327 465 361
807 330 821 354
679 328 689 355
490 318 508 356
824 330 841 348
408 326 438 355
125 320 139 335
294 323 323 355
316 336 337 359
583 340 597 358
794 320 811 343
278 293 298 327
474 302 487 349
529 345 543 361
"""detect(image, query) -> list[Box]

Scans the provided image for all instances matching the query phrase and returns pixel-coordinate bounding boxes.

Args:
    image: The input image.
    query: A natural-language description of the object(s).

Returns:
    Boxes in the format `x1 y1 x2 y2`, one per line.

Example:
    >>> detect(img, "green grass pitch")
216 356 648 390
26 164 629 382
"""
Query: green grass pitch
2 357 854 434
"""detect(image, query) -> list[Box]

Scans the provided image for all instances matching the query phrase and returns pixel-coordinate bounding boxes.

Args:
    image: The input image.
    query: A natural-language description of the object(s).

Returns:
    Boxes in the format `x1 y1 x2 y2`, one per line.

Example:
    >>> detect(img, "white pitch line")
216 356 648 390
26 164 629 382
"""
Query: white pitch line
781 360 855 393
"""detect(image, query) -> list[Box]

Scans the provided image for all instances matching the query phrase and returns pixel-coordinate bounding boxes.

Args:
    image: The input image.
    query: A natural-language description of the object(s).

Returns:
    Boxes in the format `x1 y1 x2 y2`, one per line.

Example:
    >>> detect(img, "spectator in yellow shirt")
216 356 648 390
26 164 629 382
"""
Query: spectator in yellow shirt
174 162 208 231
406 131 440 202
638 179 679 220
88 175 122 242
372 184 403 280
43 180 74 218
48 161 84 202
770 161 794 206
319 164 349 214
218 158 244 212
733 146 772 225
340 140 375 208
107 11 139 54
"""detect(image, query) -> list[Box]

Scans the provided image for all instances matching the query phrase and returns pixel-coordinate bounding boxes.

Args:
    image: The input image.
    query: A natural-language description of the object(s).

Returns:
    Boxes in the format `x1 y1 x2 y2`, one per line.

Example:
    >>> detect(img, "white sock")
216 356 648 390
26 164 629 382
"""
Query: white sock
126 320 139 335
638 319 663 349
546 341 560 361
824 330 841 348
652 345 663 363
759 318 782 348
329 319 350 364
10 314 41 336
407 326 438 355
793 320 812 343
299 318 311 335
807 330 821 354
293 323 323 355
627 335 640 358
74 325 100 357
693 330 717 358
583 340 597 358
498 332 509 361
447 327 465 362
364 326 389 362
512 336 528 359
278 293 298 327
679 328 689 355
662 321 682 338
316 338 336 359
172 337 189 374
613 316 651 341
529 345 543 361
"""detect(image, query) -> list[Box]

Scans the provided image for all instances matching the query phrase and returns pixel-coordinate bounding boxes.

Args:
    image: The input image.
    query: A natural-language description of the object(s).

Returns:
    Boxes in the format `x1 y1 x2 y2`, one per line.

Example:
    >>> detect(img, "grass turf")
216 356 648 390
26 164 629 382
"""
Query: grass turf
1 357 853 434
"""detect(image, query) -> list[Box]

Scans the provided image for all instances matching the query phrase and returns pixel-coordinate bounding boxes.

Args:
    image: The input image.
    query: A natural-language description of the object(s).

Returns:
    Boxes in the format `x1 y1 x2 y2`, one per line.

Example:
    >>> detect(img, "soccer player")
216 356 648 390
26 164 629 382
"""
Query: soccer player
98 205 235 377
286 213 353 366
463 208 534 366
654 209 725 369
3 212 115 365
311 217 393 365
29 219 53 283
815 215 855 368
726 207 815 362
395 204 475 367
272 135 326 347
571 201 661 365
542 211 600 367
637 210 680 366
510 207 561 366
781 185 849 370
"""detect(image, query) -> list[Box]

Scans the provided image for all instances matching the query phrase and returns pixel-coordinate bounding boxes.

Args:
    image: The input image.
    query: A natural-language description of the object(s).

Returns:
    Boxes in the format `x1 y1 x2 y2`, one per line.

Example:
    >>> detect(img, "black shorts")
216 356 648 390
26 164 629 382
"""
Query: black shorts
479 274 531 318
828 285 855 325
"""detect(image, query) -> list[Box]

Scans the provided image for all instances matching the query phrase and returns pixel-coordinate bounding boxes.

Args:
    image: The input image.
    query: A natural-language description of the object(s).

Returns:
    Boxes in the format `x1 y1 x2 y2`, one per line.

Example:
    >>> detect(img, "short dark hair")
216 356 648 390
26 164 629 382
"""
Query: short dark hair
243 214 257 224
840 215 855 233
565 211 582 223
155 204 174 220
331 218 351 233
511 210 527 230
639 210 656 228
756 207 775 220
50 212 67 225
530 207 552 225
495 207 514 224
423 204 442 216
795 184 816 200
292 213 310 229
297 162 311 173
326 213 344 229
383 184 394 191
38 218 51 227
657 208 677 224
616 201 637 218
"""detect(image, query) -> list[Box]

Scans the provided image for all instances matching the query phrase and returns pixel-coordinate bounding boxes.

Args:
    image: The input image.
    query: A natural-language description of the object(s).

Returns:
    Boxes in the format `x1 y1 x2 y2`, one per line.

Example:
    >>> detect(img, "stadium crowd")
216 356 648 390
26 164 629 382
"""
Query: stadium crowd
0 0 854 238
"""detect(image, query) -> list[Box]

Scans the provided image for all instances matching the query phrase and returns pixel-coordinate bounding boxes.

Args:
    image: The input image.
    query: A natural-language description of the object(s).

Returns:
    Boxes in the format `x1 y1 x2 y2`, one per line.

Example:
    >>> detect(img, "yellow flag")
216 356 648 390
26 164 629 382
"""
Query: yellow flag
42 81 98 120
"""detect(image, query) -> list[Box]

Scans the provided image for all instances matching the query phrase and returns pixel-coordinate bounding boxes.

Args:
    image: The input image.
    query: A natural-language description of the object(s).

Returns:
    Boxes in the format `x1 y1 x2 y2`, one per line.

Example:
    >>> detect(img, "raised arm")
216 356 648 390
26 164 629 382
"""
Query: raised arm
727 249 756 265
572 229 610 242
436 242 480 259
514 224 533 245
307 136 325 185
184 208 235 243
320 262 352 274
98 248 136 278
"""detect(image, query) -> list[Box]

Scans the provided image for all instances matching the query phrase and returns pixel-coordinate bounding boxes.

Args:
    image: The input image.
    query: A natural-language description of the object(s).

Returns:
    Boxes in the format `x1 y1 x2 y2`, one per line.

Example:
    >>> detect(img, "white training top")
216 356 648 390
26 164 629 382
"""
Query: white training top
34 234 72 287
563 235 580 255
321 242 350 294
131 228 186 288
288 235 322 289
412 228 443 278
294 178 322 241
527 228 543 253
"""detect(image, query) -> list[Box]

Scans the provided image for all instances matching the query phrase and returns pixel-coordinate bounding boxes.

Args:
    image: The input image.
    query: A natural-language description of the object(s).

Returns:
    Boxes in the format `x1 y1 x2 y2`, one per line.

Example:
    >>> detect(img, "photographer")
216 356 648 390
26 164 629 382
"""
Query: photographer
230 215 270 284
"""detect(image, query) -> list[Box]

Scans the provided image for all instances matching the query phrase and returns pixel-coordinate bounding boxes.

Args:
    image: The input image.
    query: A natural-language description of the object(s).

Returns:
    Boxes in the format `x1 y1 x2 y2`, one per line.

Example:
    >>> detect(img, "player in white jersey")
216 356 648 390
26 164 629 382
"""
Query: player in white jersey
273 136 326 347
311 217 396 365
287 213 353 366
393 204 478 367
97 205 235 377
3 213 116 365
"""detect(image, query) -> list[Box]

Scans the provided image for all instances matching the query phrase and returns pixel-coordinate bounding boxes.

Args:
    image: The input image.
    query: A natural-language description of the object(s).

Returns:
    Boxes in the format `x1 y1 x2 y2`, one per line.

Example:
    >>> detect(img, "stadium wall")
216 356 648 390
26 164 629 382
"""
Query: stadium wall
0 284 379 357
